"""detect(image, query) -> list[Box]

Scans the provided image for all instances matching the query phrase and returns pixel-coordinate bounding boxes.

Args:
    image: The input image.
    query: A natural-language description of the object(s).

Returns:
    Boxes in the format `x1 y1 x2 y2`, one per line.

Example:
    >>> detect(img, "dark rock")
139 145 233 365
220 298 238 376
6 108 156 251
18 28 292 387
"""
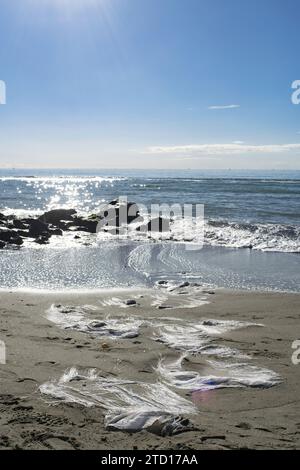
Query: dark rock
0 213 7 221
16 230 30 238
179 281 190 288
202 320 216 326
236 422 252 430
103 227 120 235
0 229 15 242
24 219 49 238
49 228 63 236
12 219 28 230
12 237 24 246
34 235 50 245
126 202 141 224
0 229 23 245
38 209 77 226
0 241 6 249
97 200 141 230
108 199 119 206
71 217 98 233
89 321 107 329
124 299 137 306
88 214 100 220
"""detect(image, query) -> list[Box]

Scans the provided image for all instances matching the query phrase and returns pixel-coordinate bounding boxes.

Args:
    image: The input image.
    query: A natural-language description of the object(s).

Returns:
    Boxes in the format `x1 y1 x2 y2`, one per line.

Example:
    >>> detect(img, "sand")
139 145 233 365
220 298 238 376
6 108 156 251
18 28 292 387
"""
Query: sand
0 287 299 450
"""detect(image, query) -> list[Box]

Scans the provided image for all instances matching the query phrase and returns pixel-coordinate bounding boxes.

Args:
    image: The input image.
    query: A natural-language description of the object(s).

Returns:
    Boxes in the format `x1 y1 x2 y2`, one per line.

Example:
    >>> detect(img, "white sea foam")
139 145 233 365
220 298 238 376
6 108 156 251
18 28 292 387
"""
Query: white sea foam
0 176 127 183
40 367 195 434
205 220 300 253
116 218 300 253
2 205 299 253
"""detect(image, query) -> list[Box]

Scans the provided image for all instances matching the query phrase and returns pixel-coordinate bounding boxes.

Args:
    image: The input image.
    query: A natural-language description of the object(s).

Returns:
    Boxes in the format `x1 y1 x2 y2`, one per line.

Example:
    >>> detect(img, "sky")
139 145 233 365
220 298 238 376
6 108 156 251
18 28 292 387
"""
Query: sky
0 0 300 169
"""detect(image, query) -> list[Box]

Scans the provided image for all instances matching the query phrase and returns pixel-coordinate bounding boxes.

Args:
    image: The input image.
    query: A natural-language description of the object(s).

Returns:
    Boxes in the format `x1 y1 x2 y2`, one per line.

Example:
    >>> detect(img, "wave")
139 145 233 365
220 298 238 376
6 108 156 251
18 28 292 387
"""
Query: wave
97 217 300 253
120 217 300 253
205 220 300 253
1 202 299 253
0 176 127 183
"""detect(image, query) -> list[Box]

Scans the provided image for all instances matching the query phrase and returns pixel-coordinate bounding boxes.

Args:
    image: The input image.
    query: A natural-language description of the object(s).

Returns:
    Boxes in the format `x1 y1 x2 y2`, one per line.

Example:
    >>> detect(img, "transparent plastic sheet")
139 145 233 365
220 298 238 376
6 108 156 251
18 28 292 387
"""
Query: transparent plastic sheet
41 305 280 434
46 304 143 339
39 367 195 435
152 319 263 354
156 355 281 392
46 304 261 350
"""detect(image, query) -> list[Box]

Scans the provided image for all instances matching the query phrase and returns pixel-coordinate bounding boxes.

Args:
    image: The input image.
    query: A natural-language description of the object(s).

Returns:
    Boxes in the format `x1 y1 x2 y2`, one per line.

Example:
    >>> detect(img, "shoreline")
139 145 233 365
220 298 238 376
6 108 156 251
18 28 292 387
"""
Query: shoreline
0 283 298 295
0 287 300 449
1 242 299 293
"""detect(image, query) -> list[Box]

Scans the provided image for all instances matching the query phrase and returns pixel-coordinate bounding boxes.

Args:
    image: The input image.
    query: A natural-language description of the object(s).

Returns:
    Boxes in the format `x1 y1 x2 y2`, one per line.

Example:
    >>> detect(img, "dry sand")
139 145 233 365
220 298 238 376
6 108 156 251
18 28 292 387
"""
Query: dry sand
0 288 299 450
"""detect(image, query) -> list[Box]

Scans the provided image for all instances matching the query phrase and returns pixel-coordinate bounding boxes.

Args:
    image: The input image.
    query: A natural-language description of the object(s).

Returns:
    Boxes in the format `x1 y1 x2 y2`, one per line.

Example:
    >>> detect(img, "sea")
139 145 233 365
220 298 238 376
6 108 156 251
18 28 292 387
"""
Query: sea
0 168 299 292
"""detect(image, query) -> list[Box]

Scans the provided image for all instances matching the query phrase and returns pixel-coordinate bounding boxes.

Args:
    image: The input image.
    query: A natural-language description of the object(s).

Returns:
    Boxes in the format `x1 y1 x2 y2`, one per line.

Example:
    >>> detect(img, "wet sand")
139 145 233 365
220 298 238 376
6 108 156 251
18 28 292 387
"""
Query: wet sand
0 288 300 450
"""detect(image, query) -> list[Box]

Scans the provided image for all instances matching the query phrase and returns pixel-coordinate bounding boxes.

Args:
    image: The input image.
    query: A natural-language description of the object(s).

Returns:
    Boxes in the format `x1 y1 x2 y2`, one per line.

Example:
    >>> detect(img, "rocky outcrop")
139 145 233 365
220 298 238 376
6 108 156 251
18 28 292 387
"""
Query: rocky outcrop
97 200 142 229
38 209 77 226
70 217 98 234
0 200 172 248
25 219 49 238
0 229 23 246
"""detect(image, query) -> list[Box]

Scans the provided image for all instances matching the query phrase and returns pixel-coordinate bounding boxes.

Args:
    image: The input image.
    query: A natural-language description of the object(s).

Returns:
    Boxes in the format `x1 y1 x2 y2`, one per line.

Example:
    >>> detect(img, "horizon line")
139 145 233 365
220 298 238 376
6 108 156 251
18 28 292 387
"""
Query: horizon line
0 167 299 172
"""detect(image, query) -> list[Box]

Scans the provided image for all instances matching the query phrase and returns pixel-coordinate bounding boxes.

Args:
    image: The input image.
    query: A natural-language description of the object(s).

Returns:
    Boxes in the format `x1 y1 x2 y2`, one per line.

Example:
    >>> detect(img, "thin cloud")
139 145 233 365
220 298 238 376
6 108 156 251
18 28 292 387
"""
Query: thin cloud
144 143 300 156
208 104 240 110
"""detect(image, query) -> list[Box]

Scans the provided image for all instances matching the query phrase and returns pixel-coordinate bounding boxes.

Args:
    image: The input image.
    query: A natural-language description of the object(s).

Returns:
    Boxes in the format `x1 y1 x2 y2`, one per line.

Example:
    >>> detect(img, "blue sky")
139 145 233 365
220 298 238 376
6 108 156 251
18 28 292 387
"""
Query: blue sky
0 0 300 169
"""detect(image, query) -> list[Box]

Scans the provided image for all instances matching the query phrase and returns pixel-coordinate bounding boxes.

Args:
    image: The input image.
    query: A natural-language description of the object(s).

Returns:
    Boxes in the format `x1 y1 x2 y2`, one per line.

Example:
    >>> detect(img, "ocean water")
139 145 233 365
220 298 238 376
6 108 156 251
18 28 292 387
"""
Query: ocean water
0 169 299 292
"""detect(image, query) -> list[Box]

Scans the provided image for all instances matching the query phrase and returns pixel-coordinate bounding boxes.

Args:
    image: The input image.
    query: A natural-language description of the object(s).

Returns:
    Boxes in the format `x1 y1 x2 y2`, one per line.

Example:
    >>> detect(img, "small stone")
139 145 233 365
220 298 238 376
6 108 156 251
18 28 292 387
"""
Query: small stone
236 422 251 430
203 320 217 326
125 299 137 306
90 321 106 329
179 281 190 288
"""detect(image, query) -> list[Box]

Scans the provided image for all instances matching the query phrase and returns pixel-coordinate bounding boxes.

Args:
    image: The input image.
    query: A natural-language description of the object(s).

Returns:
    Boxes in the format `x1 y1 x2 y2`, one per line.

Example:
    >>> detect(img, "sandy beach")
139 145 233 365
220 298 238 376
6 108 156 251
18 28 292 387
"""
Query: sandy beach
1 287 299 450
1 0 300 456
